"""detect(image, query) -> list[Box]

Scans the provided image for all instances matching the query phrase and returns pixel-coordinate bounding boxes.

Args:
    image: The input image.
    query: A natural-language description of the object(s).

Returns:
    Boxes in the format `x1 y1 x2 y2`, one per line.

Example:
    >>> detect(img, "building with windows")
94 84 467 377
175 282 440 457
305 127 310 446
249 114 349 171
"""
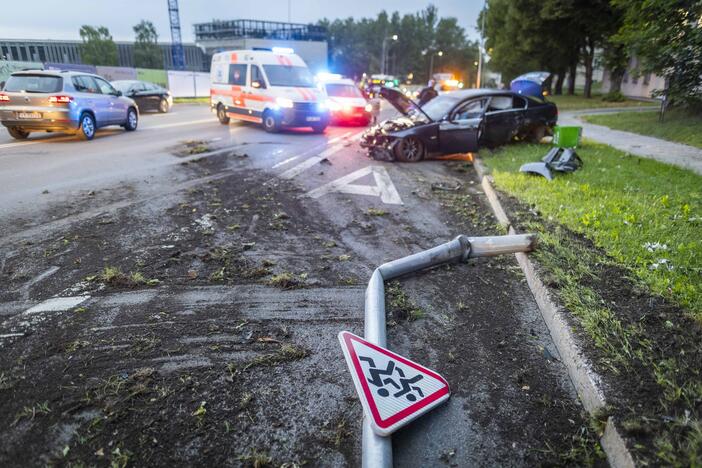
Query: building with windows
193 19 328 72
0 39 208 71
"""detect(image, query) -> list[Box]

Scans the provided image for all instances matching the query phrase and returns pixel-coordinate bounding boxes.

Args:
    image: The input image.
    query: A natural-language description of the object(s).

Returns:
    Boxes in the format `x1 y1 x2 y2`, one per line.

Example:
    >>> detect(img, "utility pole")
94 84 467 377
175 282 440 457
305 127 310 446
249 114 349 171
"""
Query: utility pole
476 2 486 88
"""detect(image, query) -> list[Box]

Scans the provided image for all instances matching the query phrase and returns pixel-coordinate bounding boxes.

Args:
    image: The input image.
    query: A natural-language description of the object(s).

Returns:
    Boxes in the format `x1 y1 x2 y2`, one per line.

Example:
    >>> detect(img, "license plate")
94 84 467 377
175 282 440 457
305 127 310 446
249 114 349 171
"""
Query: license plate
17 112 41 119
306 116 321 122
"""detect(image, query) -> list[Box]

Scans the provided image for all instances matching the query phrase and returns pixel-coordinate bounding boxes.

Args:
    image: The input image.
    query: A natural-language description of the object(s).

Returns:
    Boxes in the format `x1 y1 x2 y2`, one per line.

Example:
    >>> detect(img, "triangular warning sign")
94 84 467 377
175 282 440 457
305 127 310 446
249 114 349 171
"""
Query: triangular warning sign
338 331 450 436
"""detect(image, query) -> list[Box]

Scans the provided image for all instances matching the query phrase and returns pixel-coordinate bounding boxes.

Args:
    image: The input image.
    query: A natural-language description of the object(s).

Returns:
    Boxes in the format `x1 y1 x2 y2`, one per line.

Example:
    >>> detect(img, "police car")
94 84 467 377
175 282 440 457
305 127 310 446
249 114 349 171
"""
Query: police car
210 48 330 133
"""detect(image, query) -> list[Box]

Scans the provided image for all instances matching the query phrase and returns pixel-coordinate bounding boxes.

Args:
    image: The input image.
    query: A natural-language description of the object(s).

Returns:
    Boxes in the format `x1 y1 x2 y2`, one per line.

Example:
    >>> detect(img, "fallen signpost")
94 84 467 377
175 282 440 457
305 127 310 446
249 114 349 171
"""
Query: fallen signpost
339 233 537 467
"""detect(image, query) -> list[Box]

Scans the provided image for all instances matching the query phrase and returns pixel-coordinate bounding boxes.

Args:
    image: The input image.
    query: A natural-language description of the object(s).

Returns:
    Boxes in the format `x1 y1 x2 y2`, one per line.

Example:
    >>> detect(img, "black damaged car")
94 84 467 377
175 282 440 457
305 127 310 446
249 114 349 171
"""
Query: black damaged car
360 87 558 162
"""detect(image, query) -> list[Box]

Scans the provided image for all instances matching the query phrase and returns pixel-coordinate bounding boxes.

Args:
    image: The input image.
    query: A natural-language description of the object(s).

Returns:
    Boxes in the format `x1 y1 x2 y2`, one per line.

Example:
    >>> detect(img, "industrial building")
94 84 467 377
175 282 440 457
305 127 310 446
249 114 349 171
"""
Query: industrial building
0 39 208 71
193 19 328 72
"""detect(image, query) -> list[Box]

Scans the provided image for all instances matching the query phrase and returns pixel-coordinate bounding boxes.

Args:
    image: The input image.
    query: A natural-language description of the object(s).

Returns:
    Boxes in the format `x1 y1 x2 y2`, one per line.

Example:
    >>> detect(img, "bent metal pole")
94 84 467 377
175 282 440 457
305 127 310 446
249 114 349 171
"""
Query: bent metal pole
362 234 536 468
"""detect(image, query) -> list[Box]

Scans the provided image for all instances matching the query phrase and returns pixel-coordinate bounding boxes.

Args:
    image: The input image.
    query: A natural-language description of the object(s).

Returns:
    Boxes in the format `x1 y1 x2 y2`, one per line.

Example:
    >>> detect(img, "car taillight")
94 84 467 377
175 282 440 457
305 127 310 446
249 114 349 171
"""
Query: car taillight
0 94 9 102
49 95 73 104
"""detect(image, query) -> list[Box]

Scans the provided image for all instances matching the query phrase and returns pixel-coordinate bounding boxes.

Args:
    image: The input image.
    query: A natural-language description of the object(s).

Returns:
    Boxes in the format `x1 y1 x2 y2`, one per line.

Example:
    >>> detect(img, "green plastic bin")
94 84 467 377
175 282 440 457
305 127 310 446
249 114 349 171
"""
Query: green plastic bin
553 125 581 148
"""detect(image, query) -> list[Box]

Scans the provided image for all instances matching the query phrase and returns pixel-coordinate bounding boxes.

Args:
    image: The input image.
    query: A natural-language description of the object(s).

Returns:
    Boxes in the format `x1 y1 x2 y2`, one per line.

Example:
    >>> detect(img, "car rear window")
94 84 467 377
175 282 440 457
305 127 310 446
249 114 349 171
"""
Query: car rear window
4 74 62 93
326 84 363 98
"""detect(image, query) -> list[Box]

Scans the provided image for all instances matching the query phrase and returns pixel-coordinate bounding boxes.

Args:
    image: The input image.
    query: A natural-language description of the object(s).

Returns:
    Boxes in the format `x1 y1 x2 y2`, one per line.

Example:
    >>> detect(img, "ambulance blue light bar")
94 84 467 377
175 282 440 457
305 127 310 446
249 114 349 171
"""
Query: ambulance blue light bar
272 47 294 54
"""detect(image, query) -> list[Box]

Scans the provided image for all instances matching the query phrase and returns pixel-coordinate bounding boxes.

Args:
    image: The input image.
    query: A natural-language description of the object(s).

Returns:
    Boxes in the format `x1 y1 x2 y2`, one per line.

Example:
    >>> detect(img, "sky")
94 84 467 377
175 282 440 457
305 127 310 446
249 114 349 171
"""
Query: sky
0 0 484 43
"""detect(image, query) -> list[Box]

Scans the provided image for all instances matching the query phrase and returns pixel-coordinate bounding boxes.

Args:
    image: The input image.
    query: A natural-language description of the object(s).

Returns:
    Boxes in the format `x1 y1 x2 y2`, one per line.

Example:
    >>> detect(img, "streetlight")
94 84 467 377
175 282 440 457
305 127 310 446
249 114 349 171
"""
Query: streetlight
380 34 398 75
423 49 443 81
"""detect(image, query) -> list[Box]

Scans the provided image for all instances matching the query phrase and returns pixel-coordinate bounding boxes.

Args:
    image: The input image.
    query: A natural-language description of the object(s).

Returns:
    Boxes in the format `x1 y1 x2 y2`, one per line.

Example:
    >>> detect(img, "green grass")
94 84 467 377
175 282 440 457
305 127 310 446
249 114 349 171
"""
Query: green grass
482 142 702 464
547 93 654 111
583 109 702 149
483 141 702 322
173 97 209 104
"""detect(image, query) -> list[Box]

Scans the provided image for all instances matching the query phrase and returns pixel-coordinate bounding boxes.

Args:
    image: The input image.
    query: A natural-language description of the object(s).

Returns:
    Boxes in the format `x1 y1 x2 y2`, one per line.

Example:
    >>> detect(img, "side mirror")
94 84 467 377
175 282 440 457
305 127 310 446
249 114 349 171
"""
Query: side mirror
115 90 123 97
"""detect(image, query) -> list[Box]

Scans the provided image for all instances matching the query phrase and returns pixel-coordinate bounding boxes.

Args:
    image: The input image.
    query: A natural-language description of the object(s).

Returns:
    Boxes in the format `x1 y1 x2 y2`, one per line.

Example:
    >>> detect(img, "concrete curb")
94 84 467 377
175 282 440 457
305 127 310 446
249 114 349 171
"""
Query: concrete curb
474 158 635 468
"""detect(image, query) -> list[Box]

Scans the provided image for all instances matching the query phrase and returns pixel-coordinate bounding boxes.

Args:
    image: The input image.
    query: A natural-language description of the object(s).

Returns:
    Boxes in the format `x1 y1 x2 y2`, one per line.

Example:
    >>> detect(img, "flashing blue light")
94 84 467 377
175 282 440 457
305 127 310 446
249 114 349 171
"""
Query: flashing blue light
272 47 294 54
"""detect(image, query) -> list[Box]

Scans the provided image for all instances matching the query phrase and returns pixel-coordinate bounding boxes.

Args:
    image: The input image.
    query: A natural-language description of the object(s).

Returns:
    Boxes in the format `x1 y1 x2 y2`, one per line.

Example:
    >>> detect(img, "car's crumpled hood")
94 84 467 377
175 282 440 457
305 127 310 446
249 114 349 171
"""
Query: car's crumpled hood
361 117 417 144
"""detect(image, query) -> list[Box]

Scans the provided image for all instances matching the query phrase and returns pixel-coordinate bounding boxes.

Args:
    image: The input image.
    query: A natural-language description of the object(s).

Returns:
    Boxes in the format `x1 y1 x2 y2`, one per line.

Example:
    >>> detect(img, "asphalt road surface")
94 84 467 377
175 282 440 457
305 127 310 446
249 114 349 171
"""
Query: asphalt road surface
0 104 599 467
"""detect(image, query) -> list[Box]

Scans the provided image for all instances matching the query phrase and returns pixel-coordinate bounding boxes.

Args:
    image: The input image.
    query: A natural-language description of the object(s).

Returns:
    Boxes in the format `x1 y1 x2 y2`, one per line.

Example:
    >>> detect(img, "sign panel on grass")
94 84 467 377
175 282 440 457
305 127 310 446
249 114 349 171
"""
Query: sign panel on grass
338 331 450 436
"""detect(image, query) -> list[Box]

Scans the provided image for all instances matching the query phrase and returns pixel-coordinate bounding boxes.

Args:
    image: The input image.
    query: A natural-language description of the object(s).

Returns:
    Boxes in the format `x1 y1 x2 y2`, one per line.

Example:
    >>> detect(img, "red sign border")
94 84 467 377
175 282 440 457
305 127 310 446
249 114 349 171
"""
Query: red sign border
340 331 450 430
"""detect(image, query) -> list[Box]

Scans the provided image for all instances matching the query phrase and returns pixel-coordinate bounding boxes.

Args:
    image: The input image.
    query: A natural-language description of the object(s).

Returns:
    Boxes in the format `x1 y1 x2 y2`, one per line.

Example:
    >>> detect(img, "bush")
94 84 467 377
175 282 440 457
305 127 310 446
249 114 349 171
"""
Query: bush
601 91 626 102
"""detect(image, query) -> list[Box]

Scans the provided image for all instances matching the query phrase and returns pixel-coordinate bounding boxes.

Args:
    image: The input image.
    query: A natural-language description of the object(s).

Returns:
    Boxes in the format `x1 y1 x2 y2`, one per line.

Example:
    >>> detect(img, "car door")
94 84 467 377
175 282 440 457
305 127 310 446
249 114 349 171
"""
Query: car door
94 77 124 123
483 94 524 145
142 82 162 111
246 64 268 118
73 75 111 127
128 81 148 111
438 98 485 154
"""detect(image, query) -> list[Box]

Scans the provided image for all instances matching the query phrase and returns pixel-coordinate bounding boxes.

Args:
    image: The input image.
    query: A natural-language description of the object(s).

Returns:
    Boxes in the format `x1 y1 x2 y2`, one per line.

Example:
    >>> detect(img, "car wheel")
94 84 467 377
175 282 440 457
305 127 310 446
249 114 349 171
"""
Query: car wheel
394 136 425 162
124 108 138 131
7 127 29 140
77 113 96 141
262 111 280 133
159 98 170 113
310 123 327 134
217 104 230 125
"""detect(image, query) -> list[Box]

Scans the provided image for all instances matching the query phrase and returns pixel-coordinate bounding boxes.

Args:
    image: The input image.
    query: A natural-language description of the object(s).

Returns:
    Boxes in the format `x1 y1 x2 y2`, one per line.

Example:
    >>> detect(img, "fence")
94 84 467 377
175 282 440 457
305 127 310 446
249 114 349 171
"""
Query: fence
1 60 210 97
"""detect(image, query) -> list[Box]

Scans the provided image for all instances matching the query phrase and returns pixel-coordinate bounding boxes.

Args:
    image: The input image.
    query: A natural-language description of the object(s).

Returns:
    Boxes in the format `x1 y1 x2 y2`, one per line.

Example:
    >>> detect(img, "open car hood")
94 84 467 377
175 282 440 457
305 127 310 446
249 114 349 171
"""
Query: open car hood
378 86 433 122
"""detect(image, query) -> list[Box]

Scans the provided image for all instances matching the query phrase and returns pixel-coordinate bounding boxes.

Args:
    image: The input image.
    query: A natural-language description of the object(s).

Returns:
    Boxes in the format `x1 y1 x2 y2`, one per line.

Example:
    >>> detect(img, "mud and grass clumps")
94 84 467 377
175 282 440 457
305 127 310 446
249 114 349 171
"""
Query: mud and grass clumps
90 266 160 288
386 281 425 322
244 344 309 370
267 272 307 290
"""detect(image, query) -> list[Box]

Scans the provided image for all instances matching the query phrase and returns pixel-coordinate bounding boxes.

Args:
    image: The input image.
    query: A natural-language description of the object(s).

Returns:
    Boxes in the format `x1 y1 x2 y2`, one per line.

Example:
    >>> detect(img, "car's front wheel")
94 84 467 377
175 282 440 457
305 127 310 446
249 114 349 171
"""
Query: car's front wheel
124 108 138 131
77 113 96 141
394 136 425 162
7 127 29 140
159 98 170 113
217 104 230 125
262 111 280 133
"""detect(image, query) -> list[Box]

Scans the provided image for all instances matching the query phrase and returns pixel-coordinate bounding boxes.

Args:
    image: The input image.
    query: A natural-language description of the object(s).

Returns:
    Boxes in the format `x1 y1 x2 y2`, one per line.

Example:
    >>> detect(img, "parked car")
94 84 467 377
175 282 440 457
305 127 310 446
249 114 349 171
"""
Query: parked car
321 77 373 126
360 87 557 162
112 80 172 113
0 70 138 141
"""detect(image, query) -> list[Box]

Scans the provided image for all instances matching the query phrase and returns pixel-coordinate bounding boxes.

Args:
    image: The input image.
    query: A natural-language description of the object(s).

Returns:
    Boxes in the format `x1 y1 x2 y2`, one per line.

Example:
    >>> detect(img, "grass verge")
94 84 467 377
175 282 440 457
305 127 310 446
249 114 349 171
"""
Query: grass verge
583 109 702 149
480 141 702 464
173 97 209 104
547 93 653 111
483 141 701 321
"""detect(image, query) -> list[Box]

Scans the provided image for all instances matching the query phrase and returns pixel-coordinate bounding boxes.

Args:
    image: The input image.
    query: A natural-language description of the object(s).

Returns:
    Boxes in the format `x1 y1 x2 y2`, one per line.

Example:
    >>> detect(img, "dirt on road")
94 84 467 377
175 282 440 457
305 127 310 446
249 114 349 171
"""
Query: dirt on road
1 144 602 467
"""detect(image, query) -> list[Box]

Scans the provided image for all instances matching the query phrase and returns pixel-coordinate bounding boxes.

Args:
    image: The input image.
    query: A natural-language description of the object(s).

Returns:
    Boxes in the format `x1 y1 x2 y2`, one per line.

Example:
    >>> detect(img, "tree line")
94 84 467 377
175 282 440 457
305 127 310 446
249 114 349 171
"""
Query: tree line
318 5 480 85
79 20 162 69
481 0 702 109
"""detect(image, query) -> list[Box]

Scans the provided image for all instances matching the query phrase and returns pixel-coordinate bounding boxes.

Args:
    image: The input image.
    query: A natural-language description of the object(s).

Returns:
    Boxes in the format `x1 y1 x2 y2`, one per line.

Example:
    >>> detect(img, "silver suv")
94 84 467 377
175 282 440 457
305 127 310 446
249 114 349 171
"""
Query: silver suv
0 70 139 140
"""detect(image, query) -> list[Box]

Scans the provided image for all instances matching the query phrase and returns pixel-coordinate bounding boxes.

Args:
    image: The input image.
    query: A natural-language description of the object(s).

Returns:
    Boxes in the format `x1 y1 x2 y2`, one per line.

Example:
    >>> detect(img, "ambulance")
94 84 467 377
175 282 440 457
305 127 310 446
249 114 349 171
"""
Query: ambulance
210 48 330 133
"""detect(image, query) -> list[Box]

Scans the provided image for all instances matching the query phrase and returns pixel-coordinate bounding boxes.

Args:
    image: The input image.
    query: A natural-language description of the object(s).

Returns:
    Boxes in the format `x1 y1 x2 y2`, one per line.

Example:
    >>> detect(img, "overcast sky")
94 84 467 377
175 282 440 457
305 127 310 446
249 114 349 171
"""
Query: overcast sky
0 0 483 43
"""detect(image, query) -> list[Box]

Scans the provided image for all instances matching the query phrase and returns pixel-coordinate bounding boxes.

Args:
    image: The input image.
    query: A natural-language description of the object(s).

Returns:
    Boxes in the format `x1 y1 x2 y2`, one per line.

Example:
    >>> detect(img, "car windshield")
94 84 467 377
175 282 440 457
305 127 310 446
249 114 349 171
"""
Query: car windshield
5 75 62 93
263 65 315 88
326 84 362 98
419 94 462 121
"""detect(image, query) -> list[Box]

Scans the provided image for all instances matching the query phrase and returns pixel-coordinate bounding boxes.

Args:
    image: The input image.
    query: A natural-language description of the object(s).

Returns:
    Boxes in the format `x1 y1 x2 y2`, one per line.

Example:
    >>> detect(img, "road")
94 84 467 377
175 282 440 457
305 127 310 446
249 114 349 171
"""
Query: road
0 104 598 466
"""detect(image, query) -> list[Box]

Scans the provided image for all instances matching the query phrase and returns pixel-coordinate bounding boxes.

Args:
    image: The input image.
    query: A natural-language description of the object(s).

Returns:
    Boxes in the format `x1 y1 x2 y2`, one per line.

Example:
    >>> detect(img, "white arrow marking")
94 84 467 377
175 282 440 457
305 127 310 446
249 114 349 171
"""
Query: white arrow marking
306 166 403 205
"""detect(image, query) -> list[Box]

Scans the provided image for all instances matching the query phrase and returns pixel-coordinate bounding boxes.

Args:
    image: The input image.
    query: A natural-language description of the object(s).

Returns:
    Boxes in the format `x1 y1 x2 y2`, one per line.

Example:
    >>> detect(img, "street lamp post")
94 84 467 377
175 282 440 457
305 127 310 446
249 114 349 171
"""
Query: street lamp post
426 50 443 81
380 34 398 75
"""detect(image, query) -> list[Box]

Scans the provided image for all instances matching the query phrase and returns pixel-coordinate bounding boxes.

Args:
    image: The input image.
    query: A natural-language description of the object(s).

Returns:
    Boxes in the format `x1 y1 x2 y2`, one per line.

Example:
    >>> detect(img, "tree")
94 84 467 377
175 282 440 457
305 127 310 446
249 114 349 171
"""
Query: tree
79 25 118 66
133 20 162 69
614 0 702 109
320 6 478 85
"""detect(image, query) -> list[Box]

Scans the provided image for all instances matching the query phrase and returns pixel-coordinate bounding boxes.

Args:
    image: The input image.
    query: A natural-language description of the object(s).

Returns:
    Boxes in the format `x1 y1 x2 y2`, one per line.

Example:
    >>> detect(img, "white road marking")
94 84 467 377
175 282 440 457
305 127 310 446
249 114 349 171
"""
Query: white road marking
307 165 403 205
142 118 214 130
279 131 363 179
19 266 60 300
0 135 74 150
0 333 24 339
271 156 300 169
24 295 90 314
